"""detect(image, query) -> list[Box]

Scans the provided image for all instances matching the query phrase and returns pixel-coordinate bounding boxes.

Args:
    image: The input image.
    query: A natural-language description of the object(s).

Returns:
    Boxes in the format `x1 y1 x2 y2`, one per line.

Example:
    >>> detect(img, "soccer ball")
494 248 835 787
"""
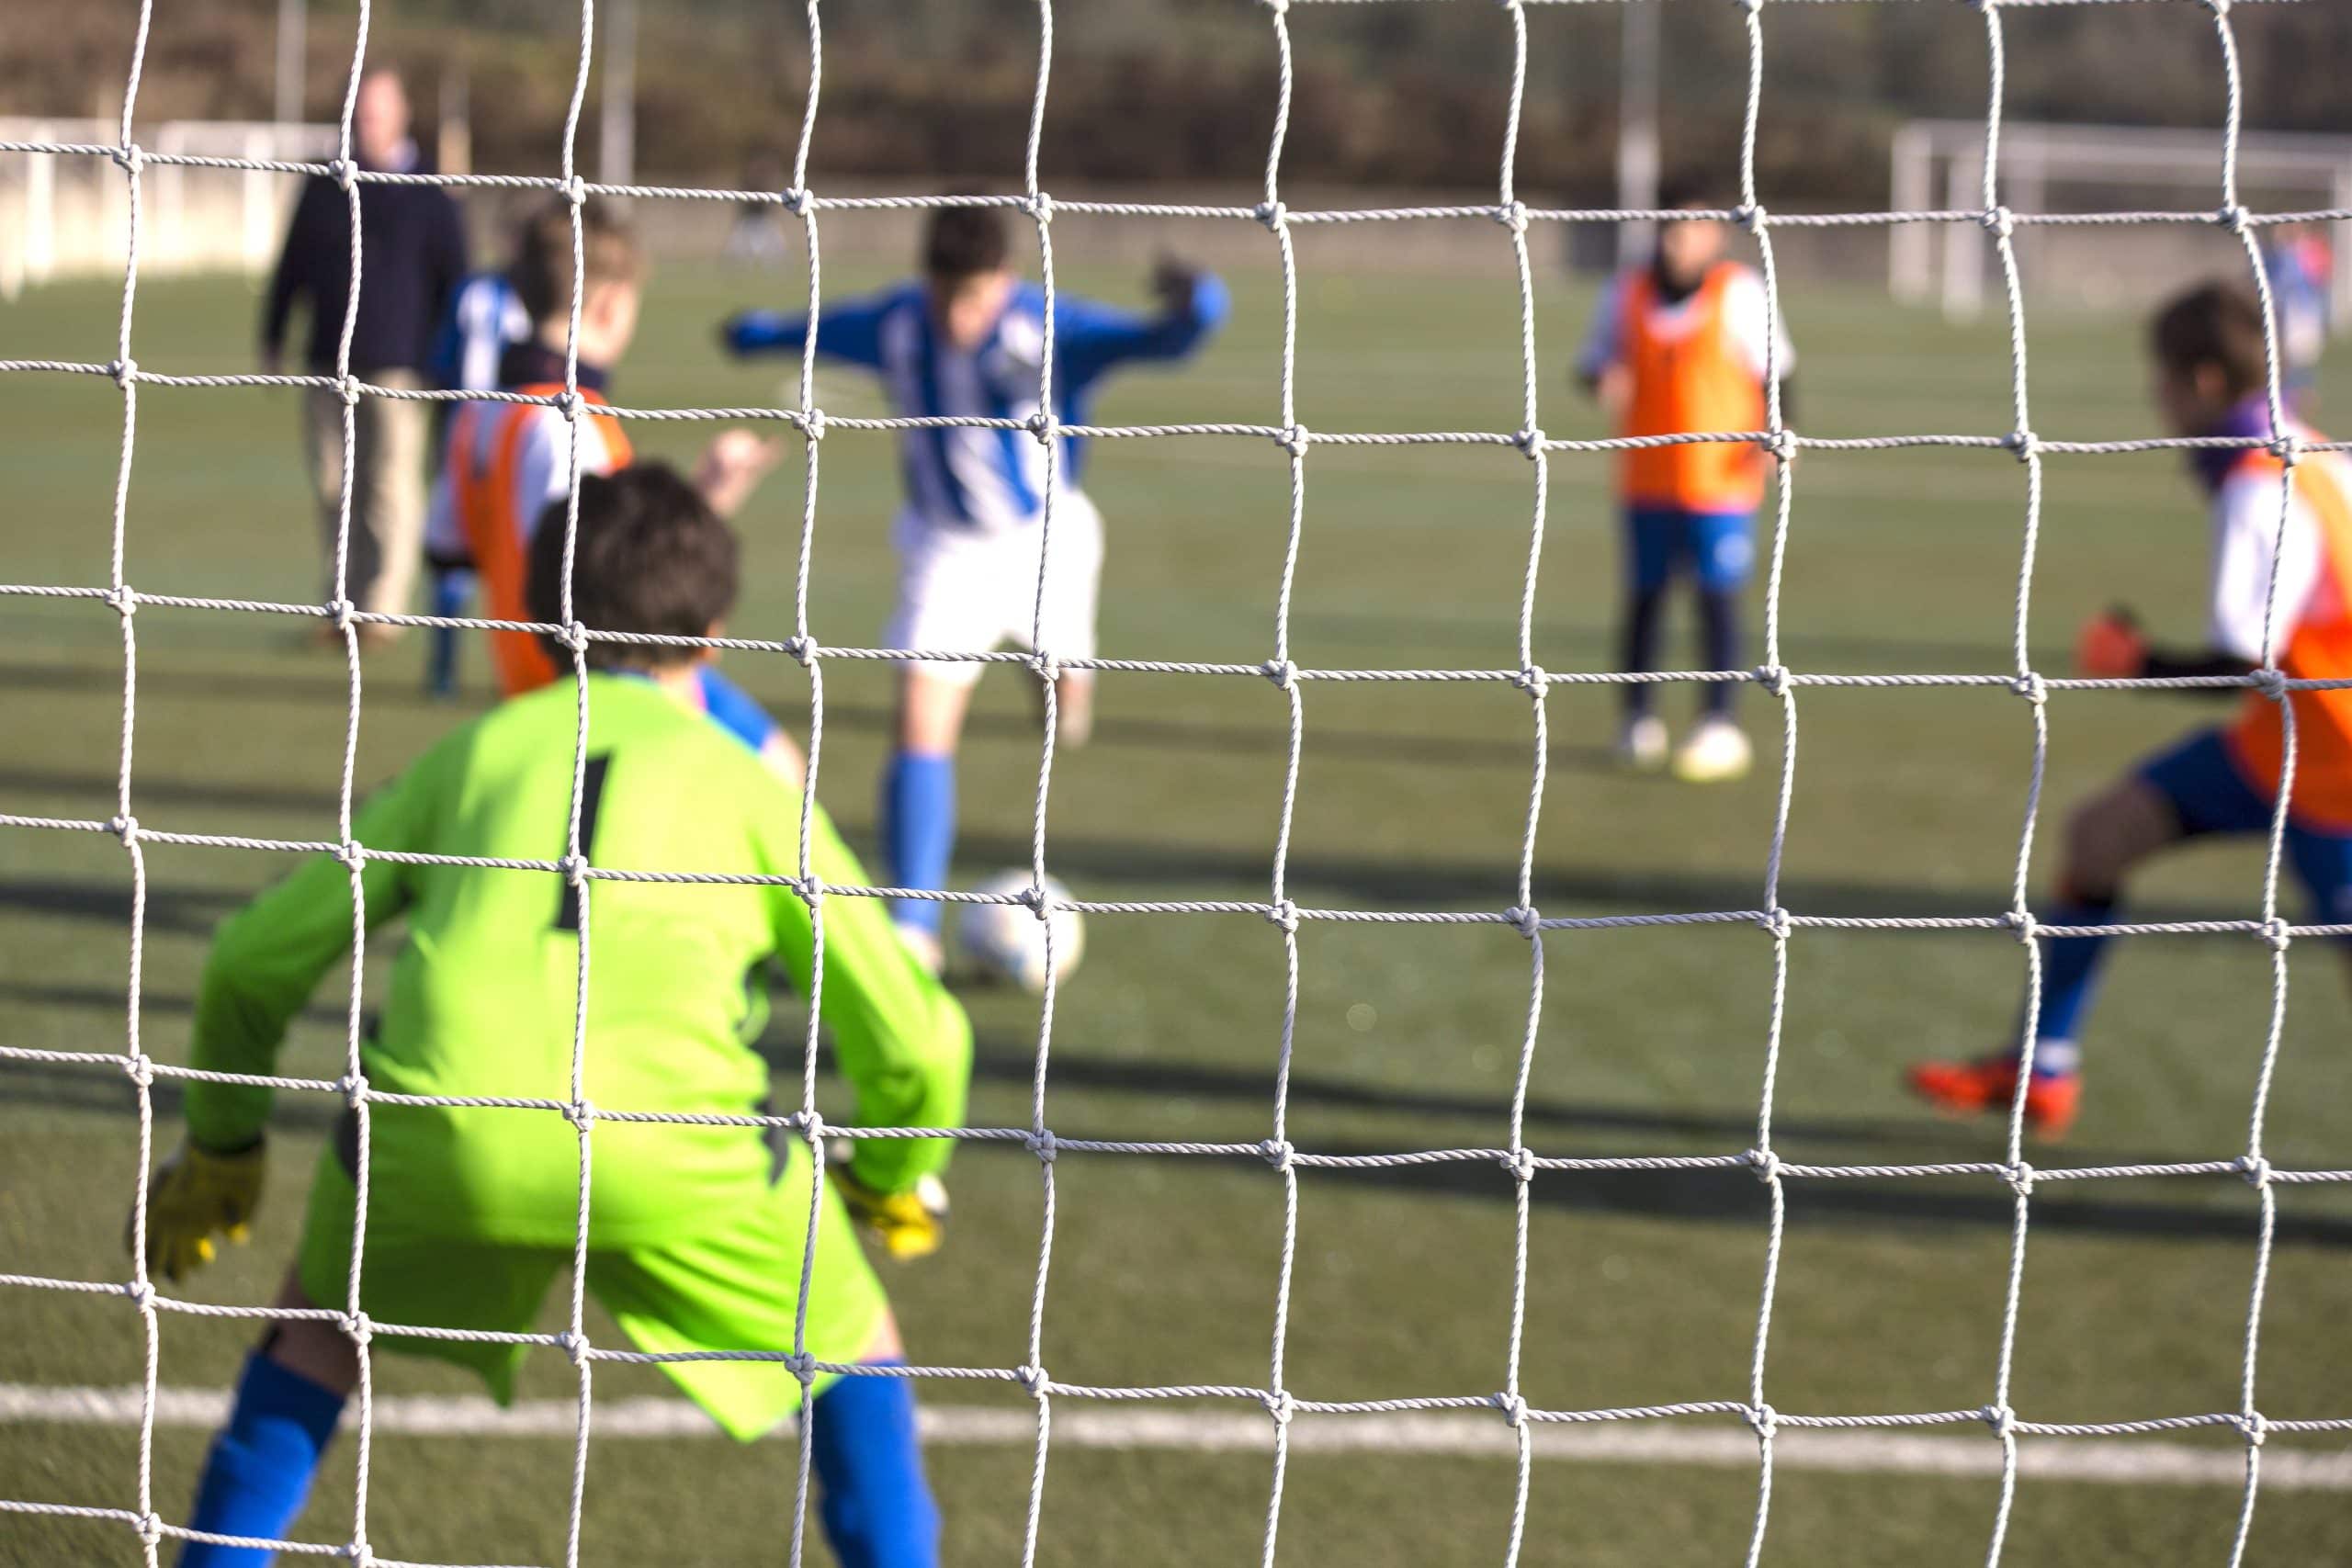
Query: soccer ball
958 871 1085 992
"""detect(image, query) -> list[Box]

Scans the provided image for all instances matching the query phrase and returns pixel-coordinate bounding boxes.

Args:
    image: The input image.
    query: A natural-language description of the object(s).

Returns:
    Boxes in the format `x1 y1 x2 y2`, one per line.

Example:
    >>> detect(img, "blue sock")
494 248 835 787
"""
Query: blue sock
2019 892 2116 1078
809 1363 939 1568
180 1353 345 1566
880 750 956 936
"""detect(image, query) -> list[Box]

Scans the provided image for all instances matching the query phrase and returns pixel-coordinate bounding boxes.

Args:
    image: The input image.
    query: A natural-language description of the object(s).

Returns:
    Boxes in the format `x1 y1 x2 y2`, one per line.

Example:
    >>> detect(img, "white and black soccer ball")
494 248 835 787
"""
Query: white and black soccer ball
958 871 1085 992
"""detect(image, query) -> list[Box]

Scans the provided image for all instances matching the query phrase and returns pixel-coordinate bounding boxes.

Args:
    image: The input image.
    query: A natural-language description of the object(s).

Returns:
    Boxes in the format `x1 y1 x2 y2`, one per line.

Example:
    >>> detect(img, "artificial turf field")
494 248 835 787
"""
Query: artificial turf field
3 246 2351 1566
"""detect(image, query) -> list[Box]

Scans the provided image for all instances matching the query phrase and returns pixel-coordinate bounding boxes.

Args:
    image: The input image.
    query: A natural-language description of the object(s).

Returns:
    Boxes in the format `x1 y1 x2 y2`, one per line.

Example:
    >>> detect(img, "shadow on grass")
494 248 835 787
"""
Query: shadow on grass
1 997 2335 1249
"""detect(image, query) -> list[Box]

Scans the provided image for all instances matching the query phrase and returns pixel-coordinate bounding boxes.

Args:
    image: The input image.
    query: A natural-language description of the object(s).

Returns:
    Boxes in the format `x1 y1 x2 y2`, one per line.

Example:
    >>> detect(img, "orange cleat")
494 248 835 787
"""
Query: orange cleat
1905 1055 2080 1140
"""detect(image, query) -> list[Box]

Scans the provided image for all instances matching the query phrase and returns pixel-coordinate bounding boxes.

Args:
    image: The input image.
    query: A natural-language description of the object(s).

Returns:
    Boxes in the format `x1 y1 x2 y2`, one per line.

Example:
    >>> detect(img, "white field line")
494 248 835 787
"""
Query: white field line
3 1384 2346 1490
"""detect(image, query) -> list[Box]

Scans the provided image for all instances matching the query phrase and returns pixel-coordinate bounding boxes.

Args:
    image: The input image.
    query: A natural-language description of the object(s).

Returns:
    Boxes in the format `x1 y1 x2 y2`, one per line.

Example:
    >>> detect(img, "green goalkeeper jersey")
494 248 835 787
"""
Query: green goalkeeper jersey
185 672 970 1247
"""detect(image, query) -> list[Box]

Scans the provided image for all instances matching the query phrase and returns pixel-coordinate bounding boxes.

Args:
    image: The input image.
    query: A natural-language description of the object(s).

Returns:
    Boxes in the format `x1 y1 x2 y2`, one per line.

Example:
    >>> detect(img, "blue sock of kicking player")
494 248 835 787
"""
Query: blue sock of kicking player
179 1352 345 1566
809 1363 939 1568
880 750 956 936
2018 885 2115 1077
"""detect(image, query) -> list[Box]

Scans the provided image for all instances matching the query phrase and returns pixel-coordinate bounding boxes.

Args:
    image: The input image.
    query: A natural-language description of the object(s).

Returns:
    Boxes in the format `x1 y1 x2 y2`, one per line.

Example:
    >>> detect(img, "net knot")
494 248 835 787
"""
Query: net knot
2235 1410 2267 1447
2005 908 2039 943
2258 916 2291 953
552 387 582 421
2005 428 2040 464
1260 1137 1295 1174
560 852 591 889
326 597 358 634
1752 663 1791 697
1275 423 1310 457
346 1541 373 1567
344 1310 374 1348
1255 199 1288 231
558 1327 590 1366
1736 200 1768 231
1024 190 1054 226
1745 1402 1778 1438
1025 411 1058 446
1981 1402 2017 1440
555 619 587 654
339 374 363 408
1758 906 1792 942
1266 897 1301 934
782 187 810 216
800 1109 829 1145
1261 657 1299 692
327 157 355 191
1017 878 1054 919
124 1055 153 1089
105 583 138 618
786 634 817 667
2005 1159 2036 1197
109 814 139 847
2217 201 2251 234
2268 430 2302 468
1981 205 2016 241
1515 426 1547 459
338 1072 368 1108
1504 905 1541 940
1495 200 1530 235
786 1351 818 1384
1496 1392 1530 1428
108 356 138 388
1512 665 1548 697
801 405 827 442
125 1280 157 1314
1029 649 1062 687
2010 671 2048 705
563 175 589 208
1504 1146 1536 1184
1027 1128 1057 1164
567 1098 598 1129
2251 666 2289 703
1746 1146 1781 1184
1016 1363 1050 1398
799 873 827 906
134 1511 164 1549
2238 1153 2273 1189
1262 1389 1297 1427
1763 426 1796 465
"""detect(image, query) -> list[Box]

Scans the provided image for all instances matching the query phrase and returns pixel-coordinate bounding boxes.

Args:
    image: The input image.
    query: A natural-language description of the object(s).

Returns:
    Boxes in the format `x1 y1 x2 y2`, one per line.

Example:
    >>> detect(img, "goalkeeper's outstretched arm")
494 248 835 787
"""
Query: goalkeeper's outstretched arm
718 293 894 367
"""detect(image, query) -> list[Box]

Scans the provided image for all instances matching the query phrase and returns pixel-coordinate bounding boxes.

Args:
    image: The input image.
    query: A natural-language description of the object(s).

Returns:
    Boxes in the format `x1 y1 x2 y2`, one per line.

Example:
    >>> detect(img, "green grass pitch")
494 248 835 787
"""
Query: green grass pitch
4 248 2351 1566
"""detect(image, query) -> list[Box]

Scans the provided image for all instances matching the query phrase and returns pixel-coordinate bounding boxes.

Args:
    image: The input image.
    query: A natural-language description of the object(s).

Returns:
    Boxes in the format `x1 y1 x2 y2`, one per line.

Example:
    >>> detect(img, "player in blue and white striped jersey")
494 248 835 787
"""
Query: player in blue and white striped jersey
721 204 1227 970
423 265 533 695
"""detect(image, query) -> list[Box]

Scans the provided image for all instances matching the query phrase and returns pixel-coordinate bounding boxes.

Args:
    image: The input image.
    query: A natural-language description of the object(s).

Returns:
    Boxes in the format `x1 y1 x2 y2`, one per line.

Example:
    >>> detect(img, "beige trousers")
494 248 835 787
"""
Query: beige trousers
304 367 429 620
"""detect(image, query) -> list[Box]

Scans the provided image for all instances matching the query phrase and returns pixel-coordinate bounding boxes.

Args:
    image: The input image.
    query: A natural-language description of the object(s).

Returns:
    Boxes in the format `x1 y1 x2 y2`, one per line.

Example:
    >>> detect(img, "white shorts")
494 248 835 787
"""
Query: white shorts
883 493 1104 688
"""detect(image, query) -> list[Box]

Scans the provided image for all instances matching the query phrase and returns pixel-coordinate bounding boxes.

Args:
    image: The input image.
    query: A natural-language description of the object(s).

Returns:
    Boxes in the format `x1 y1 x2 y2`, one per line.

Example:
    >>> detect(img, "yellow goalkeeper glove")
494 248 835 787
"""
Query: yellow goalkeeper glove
831 1167 949 1262
130 1140 266 1282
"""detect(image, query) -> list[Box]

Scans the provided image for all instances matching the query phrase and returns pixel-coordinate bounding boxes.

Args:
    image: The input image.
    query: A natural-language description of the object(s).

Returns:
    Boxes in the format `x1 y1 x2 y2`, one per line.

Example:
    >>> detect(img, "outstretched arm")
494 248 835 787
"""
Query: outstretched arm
1057 262 1230 388
184 761 432 1151
719 292 895 368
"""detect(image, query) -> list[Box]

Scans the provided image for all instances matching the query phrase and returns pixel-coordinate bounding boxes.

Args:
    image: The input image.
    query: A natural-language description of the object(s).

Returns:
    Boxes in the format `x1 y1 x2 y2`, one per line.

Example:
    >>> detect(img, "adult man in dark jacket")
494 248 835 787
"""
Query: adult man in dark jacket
263 66 466 645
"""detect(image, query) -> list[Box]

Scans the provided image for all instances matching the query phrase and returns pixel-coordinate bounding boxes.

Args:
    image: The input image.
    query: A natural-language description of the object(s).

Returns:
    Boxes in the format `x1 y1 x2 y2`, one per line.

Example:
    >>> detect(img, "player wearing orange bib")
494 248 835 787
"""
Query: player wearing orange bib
1576 184 1794 783
1911 282 2352 1138
425 201 799 781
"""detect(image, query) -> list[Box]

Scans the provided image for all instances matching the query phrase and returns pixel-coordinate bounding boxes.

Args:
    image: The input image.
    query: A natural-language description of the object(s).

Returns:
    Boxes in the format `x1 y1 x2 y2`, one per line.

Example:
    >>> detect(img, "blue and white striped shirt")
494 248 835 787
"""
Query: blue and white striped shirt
726 275 1228 531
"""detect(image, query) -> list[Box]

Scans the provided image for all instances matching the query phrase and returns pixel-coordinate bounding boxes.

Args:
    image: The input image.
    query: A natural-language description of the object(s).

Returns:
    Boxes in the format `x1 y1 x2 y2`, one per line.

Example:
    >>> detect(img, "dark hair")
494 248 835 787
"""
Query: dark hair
527 465 739 671
922 204 1012 280
1657 175 1720 215
512 198 644 324
2151 280 2268 400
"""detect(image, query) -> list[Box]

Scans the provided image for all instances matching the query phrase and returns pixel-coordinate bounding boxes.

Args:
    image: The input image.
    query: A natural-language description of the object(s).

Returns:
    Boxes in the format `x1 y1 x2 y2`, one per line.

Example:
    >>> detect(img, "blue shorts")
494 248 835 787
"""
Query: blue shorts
2140 728 2352 925
1625 505 1756 594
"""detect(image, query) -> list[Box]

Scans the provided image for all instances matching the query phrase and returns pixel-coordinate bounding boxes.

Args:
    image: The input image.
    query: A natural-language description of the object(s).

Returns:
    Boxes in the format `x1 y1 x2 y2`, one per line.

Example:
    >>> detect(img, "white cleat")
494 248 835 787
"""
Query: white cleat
1671 717 1753 784
1617 714 1669 773
896 922 946 978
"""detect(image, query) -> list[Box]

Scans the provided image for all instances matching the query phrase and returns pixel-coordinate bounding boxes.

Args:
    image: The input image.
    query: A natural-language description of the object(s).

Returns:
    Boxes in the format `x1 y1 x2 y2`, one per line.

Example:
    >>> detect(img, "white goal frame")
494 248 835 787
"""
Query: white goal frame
1891 118 2352 324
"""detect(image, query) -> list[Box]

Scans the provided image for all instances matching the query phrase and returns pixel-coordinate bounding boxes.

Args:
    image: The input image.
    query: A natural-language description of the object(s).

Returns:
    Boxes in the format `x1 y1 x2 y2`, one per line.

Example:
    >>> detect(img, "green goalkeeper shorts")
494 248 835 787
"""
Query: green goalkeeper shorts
292 1138 889 1441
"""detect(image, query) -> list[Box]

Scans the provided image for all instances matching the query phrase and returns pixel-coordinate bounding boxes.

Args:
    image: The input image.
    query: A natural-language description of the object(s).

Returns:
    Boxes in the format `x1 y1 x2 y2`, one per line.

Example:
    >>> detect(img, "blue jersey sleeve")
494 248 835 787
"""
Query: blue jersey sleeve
723 292 897 369
695 666 780 755
1056 274 1229 393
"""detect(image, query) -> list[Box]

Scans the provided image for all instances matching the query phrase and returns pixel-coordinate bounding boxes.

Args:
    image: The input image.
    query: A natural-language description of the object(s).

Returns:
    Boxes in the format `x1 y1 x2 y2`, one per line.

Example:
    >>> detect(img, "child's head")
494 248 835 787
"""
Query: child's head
922 203 1016 352
514 199 646 366
1653 178 1728 290
2149 281 2267 435
527 465 739 671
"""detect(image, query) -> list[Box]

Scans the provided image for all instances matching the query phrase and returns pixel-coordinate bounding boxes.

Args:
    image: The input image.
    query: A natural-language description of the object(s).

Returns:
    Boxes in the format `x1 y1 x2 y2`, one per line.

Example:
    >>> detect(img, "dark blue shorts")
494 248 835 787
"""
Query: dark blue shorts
2139 728 2352 925
1625 505 1756 594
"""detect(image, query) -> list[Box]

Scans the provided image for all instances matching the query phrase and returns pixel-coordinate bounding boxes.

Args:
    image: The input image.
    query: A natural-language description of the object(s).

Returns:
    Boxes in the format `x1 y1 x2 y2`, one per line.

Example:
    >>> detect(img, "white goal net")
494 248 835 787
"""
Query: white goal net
3 1 2350 1566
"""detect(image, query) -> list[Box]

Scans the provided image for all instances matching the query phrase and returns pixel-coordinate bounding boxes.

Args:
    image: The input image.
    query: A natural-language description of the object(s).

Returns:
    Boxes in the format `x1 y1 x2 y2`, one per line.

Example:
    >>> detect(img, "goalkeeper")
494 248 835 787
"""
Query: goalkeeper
140 465 970 1568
